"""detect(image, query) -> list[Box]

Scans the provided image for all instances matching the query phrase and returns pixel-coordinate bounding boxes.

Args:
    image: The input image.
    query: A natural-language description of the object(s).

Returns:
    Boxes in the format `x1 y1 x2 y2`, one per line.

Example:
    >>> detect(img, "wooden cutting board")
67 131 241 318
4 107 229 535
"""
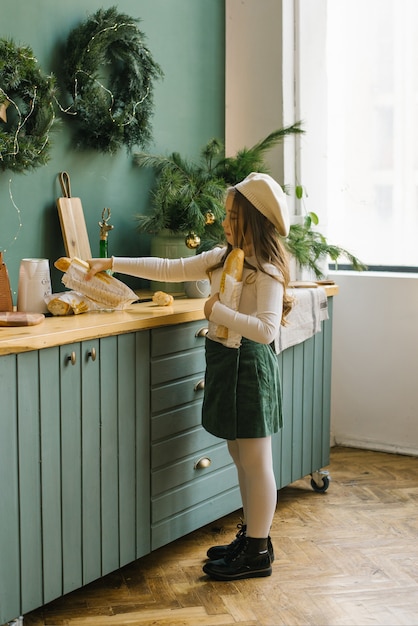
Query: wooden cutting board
56 172 92 261
0 312 45 326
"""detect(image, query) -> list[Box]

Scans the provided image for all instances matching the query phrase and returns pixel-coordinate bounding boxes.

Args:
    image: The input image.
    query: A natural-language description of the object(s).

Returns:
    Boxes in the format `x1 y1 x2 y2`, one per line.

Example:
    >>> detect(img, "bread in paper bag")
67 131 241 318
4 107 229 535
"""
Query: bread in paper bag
54 257 138 310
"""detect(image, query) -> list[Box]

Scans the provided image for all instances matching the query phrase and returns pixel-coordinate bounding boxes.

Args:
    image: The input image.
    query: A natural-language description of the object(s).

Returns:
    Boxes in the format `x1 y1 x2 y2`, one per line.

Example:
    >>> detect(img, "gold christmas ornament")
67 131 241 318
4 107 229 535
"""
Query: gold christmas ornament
205 211 216 225
185 231 201 249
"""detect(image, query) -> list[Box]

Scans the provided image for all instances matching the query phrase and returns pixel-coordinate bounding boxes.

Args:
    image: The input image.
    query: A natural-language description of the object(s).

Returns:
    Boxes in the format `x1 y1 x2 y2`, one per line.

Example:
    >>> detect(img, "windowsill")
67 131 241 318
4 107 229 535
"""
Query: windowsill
328 269 418 280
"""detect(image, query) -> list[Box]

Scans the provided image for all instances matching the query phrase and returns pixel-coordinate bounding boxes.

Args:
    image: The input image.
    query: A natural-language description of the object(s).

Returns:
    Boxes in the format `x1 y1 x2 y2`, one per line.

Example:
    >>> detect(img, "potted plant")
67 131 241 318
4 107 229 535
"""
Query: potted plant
134 123 304 247
285 210 367 279
133 123 365 280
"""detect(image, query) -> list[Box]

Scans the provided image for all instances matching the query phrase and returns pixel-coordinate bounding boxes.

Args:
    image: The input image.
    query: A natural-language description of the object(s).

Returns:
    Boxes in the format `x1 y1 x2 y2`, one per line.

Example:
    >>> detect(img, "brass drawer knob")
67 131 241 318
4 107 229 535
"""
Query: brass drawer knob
194 379 205 391
67 351 76 365
88 347 97 361
195 327 208 338
194 457 211 469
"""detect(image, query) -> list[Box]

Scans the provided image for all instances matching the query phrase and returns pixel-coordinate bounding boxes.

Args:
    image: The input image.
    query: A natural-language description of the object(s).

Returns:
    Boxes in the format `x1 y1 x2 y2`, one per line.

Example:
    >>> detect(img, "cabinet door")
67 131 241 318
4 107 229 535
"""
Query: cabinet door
0 349 59 622
117 333 140 567
17 351 43 614
273 300 333 488
39 347 63 604
100 332 150 574
81 339 101 586
0 353 20 624
60 342 83 594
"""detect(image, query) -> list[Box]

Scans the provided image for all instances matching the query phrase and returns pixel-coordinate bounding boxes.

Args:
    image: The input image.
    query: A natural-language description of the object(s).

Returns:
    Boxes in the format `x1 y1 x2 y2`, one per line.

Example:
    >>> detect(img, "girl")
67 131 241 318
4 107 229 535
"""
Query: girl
86 172 292 581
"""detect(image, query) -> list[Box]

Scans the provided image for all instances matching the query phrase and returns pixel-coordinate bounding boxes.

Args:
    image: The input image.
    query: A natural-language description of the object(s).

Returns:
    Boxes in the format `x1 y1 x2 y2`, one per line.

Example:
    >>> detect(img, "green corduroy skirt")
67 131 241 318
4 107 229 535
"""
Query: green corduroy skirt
202 337 282 440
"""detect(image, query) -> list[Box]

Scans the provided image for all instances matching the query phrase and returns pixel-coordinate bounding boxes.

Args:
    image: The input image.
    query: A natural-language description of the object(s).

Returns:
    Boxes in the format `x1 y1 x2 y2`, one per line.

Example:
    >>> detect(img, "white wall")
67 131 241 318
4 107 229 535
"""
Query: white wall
330 272 418 455
225 0 296 194
226 1 418 457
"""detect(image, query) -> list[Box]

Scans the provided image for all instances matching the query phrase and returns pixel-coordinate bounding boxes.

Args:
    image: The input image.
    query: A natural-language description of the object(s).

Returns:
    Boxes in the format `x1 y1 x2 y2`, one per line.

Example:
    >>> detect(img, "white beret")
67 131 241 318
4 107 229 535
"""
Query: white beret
235 172 290 236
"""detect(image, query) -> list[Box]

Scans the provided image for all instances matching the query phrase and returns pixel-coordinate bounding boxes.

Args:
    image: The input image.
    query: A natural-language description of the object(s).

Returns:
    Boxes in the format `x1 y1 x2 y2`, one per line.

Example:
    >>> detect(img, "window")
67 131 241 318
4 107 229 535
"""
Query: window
326 0 418 268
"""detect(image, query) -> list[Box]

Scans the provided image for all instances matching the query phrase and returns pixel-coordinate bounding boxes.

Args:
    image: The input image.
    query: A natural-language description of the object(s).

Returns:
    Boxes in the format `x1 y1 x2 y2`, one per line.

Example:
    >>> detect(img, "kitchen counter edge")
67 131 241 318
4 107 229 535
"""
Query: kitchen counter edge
0 285 338 356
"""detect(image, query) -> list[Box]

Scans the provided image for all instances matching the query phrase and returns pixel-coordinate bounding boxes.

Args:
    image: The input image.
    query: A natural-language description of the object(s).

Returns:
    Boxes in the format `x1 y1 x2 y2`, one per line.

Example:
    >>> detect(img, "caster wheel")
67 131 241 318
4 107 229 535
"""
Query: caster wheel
310 474 330 493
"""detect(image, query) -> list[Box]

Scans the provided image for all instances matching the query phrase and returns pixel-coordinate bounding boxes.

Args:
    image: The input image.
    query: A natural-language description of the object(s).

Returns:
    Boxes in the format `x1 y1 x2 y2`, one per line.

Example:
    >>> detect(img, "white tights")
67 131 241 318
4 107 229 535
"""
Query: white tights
227 437 277 539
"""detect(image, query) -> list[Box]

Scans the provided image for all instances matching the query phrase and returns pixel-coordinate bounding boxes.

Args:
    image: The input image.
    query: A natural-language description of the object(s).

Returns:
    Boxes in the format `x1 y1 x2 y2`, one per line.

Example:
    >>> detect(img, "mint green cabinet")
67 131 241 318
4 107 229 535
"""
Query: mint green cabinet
0 331 150 625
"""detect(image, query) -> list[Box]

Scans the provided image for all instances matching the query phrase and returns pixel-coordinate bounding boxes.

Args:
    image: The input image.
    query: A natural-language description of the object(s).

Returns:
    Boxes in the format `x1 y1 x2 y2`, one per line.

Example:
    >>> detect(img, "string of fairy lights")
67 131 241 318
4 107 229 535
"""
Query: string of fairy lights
2 180 23 255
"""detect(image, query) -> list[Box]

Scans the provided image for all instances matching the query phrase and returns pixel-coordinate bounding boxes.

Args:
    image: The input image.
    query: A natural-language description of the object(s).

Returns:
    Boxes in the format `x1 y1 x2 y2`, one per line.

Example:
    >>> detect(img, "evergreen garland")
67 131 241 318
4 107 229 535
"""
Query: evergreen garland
61 6 163 153
0 39 56 173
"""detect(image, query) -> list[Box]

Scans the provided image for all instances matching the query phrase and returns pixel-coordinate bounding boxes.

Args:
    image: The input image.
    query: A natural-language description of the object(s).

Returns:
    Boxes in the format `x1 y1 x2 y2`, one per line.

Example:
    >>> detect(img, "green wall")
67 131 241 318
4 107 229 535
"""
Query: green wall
0 0 225 296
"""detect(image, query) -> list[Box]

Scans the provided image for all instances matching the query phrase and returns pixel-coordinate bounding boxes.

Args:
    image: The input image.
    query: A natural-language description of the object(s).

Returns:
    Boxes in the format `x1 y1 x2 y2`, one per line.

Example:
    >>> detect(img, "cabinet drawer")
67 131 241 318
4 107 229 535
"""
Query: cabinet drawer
151 486 242 551
152 427 218 469
152 441 233 494
151 402 202 441
151 348 205 385
152 463 238 522
151 321 208 357
151 374 205 414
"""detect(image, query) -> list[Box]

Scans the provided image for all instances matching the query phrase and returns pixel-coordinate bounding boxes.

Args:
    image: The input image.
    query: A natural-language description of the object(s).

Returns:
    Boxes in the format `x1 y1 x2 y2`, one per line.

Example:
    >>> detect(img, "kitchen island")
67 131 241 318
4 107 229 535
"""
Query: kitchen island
0 286 337 625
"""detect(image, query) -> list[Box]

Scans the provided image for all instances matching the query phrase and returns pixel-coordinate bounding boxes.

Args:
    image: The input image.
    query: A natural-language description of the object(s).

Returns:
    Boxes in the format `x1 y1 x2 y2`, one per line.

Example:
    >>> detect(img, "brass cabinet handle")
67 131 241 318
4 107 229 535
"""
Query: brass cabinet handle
67 351 76 366
88 347 97 361
195 327 208 338
194 457 211 469
194 379 205 391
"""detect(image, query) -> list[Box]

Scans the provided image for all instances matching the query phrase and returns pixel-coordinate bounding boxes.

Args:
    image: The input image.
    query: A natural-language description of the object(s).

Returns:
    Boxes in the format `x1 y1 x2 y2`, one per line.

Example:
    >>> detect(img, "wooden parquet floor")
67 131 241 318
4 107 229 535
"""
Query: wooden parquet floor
23 447 418 626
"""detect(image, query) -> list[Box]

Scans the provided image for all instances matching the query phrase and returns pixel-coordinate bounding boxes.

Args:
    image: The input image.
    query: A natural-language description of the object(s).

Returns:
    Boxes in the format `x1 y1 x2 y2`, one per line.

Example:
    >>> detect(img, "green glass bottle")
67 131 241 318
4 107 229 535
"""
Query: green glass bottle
99 208 113 274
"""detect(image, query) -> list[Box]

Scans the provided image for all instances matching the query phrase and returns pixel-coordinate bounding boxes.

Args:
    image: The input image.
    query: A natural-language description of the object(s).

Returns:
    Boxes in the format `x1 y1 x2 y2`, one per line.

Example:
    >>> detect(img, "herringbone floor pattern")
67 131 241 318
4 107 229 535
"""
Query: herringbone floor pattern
24 447 418 626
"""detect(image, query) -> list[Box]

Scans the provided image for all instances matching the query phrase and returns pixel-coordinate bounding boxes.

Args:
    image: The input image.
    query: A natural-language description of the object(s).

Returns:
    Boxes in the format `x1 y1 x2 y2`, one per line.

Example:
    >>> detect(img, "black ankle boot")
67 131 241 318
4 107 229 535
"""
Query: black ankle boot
206 522 246 560
206 523 275 563
203 536 272 581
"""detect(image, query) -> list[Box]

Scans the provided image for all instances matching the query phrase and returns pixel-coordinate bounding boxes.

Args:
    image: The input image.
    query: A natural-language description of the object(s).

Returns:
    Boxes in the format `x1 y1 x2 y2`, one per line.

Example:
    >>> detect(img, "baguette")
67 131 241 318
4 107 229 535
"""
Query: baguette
216 248 244 339
54 256 89 272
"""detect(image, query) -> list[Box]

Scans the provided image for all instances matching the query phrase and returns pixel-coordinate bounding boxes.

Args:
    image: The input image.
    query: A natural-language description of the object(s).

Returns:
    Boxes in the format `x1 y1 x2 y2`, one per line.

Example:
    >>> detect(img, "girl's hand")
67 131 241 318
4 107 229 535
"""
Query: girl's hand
85 257 112 280
204 292 219 320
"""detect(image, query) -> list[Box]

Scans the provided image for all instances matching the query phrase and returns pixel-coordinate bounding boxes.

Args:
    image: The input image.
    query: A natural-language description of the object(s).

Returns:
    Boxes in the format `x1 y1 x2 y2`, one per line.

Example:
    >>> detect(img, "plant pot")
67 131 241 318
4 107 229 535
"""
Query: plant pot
288 253 329 282
150 230 196 293
286 215 330 281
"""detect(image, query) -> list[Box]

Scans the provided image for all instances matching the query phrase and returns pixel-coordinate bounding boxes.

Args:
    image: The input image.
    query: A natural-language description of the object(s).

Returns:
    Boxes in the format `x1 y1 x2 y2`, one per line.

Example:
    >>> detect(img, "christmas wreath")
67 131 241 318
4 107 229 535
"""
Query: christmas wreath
0 39 56 173
62 6 163 153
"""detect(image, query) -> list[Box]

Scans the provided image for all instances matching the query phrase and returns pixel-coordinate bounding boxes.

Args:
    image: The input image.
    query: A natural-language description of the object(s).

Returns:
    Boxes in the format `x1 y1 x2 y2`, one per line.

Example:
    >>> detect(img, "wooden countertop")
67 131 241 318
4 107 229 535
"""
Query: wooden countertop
0 284 338 356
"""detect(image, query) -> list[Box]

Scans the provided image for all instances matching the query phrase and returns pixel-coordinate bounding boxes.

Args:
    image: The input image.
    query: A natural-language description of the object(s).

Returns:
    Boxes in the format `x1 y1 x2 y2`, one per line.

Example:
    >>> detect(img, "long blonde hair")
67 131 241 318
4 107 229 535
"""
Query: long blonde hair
210 187 293 324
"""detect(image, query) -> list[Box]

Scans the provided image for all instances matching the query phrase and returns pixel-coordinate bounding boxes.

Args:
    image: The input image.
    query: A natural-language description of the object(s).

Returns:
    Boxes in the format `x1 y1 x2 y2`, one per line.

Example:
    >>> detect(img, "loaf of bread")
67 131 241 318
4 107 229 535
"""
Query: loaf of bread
46 291 94 315
216 248 244 339
152 291 174 306
47 297 73 316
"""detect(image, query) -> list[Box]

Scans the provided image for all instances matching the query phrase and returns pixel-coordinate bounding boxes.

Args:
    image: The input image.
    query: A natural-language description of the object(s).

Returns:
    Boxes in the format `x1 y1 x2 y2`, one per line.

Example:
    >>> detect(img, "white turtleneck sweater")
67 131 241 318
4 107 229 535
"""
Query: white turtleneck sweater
113 247 284 347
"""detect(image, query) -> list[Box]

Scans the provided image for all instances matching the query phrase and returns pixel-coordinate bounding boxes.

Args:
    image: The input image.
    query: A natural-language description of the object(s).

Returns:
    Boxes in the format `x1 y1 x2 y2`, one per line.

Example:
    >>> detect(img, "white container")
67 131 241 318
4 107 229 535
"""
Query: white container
184 279 211 298
17 258 52 313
